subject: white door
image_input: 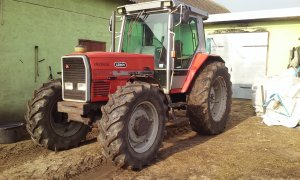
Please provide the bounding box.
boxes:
[207,32,269,99]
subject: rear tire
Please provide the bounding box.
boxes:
[25,79,90,150]
[98,82,168,169]
[187,61,232,135]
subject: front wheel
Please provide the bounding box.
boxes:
[25,79,90,150]
[187,61,232,135]
[98,82,168,169]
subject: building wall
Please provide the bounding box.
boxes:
[204,19,300,76]
[0,0,125,124]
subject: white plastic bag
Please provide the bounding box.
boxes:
[252,68,300,127]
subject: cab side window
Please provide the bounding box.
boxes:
[173,17,199,69]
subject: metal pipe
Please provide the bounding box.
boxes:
[165,11,173,94]
[111,11,116,52]
[34,46,39,82]
[117,16,126,52]
[261,85,266,114]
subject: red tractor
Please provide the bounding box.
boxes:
[25,0,232,169]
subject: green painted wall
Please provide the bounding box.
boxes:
[0,0,126,124]
[204,19,300,76]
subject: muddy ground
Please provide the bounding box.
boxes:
[0,99,300,179]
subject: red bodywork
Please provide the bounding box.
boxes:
[67,52,220,102]
[171,53,221,94]
[181,53,210,93]
[82,52,154,102]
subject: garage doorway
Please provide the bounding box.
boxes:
[207,32,269,99]
[79,39,106,52]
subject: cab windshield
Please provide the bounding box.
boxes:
[122,13,169,69]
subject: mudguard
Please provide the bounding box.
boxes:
[181,53,225,93]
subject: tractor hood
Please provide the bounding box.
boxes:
[63,51,155,102]
[67,51,155,78]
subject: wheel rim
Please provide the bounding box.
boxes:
[209,76,227,122]
[128,101,159,153]
[50,97,83,137]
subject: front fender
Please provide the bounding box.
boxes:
[129,76,160,86]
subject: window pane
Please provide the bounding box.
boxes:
[173,15,199,69]
[122,13,169,69]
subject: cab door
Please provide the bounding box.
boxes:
[171,16,200,90]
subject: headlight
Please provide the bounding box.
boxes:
[117,7,126,15]
[77,83,86,91]
[65,82,73,90]
[162,1,173,7]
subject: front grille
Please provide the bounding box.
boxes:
[62,57,86,101]
[94,81,110,96]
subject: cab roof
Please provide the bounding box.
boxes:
[118,0,208,19]
[130,0,230,14]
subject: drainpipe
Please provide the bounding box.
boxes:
[111,11,116,52]
[0,0,4,25]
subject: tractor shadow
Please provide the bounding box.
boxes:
[80,128,100,146]
[153,99,255,165]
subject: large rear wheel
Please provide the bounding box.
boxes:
[98,82,168,169]
[25,79,90,150]
[187,61,232,135]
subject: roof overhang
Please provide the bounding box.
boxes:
[117,0,208,19]
[205,7,300,25]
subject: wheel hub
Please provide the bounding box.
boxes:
[128,101,159,153]
[133,115,153,136]
[209,76,227,122]
[209,89,216,109]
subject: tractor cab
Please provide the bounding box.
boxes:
[113,0,208,93]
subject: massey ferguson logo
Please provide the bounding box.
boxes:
[114,62,127,68]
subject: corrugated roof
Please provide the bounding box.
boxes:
[129,0,230,14]
[205,7,300,24]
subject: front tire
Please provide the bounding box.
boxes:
[25,79,90,150]
[187,61,232,135]
[98,82,168,169]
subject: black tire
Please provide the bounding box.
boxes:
[187,61,232,135]
[25,79,90,150]
[98,81,168,169]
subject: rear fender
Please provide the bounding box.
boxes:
[181,53,225,93]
